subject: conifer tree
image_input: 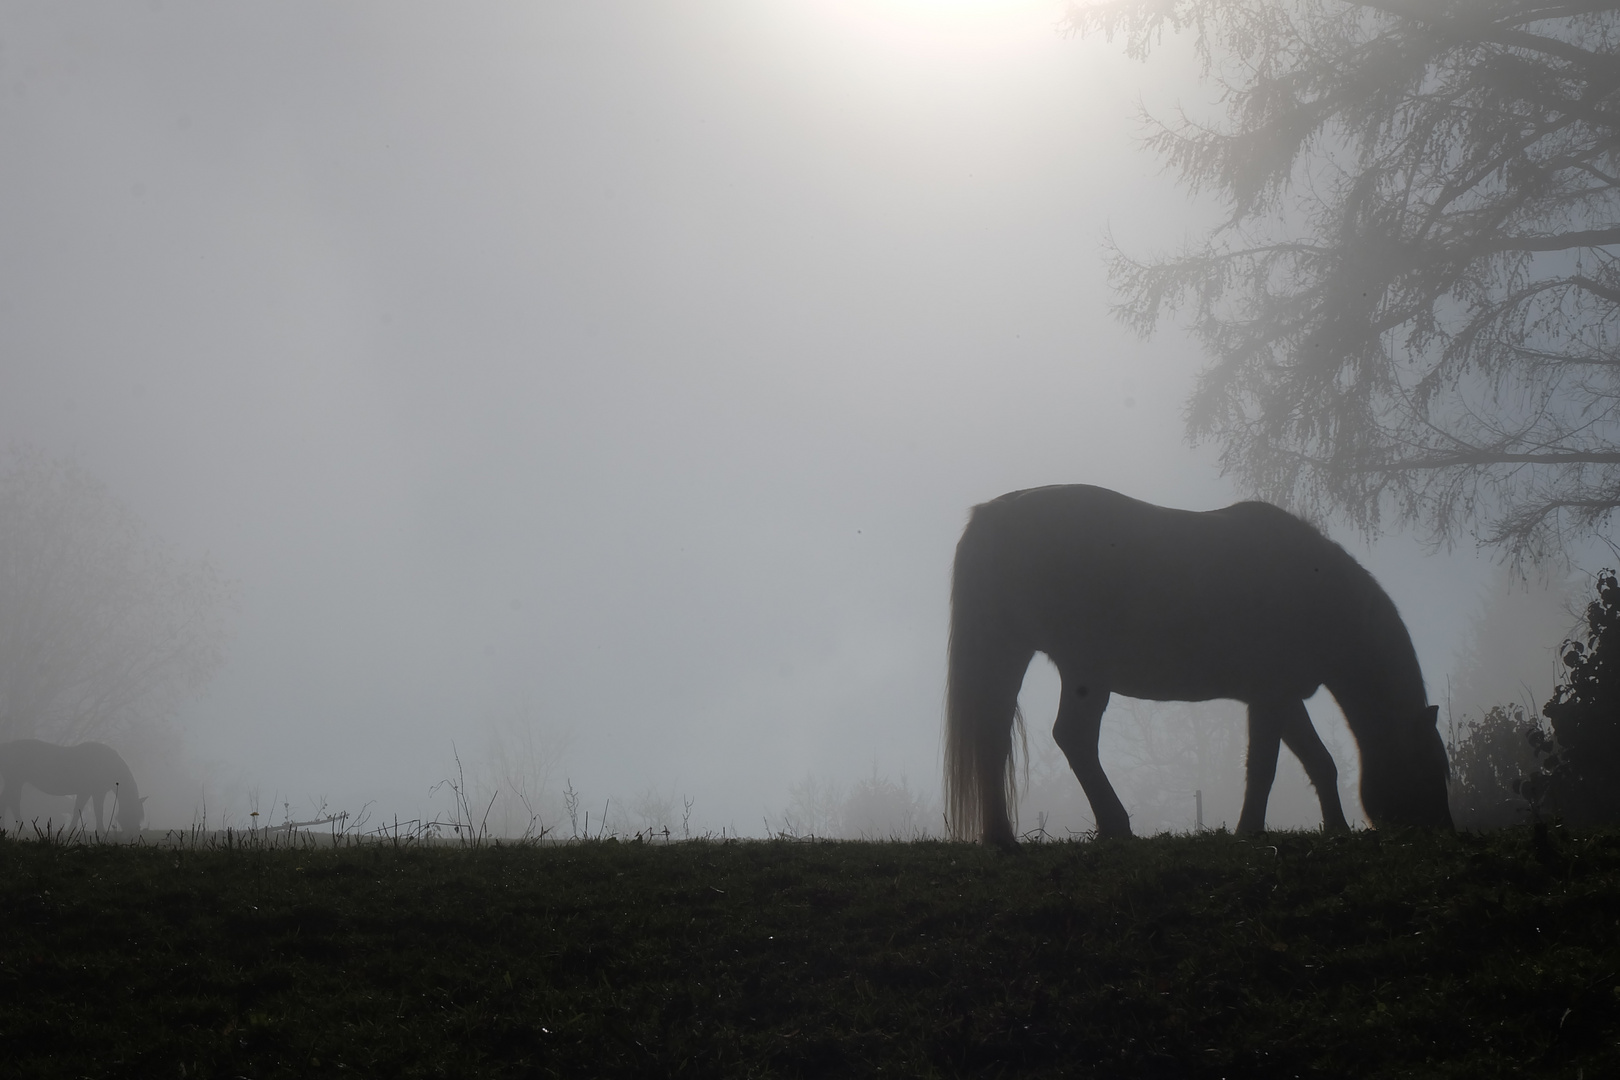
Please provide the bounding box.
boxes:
[1072,0,1620,560]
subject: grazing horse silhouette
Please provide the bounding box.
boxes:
[0,740,146,834]
[944,485,1452,847]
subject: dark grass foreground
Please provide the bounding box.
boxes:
[3,827,1618,1078]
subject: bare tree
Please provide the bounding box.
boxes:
[470,697,572,838]
[1071,0,1620,561]
[1102,697,1251,832]
[0,448,233,742]
[778,774,846,838]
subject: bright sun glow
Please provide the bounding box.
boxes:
[813,0,1069,61]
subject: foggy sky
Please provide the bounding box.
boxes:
[0,2,1519,835]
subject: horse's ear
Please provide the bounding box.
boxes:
[1423,705,1440,727]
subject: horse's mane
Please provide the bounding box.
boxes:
[1312,535,1427,715]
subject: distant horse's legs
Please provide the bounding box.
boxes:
[1052,678,1131,839]
[1278,702,1350,832]
[1238,700,1287,834]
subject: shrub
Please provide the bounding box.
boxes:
[837,770,933,840]
[776,770,937,840]
[1447,705,1544,829]
[1533,571,1620,823]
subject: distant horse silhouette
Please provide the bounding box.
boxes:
[0,740,146,835]
[944,485,1452,846]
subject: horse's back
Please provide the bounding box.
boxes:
[0,739,130,796]
[960,485,1368,698]
[0,739,54,775]
[964,485,1345,590]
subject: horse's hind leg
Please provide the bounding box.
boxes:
[1052,677,1131,839]
[1278,701,1350,832]
[1237,700,1288,834]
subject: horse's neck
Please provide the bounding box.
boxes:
[110,762,138,797]
[1326,612,1426,726]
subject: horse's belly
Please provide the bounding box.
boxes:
[26,780,83,798]
[1108,656,1258,703]
[1092,622,1321,703]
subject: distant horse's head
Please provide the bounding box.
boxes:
[1359,704,1453,829]
[115,792,146,834]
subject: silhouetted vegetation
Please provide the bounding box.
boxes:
[1528,571,1620,823]
[1449,570,1620,827]
[3,827,1617,1077]
[1447,705,1546,829]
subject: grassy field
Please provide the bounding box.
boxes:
[2,824,1617,1078]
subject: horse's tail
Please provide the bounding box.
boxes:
[944,504,1031,847]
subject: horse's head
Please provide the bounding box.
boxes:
[116,794,146,835]
[1360,704,1453,829]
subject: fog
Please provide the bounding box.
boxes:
[0,3,1529,838]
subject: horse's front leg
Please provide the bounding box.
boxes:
[1277,700,1350,832]
[1052,677,1131,839]
[72,793,92,834]
[1238,700,1288,834]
